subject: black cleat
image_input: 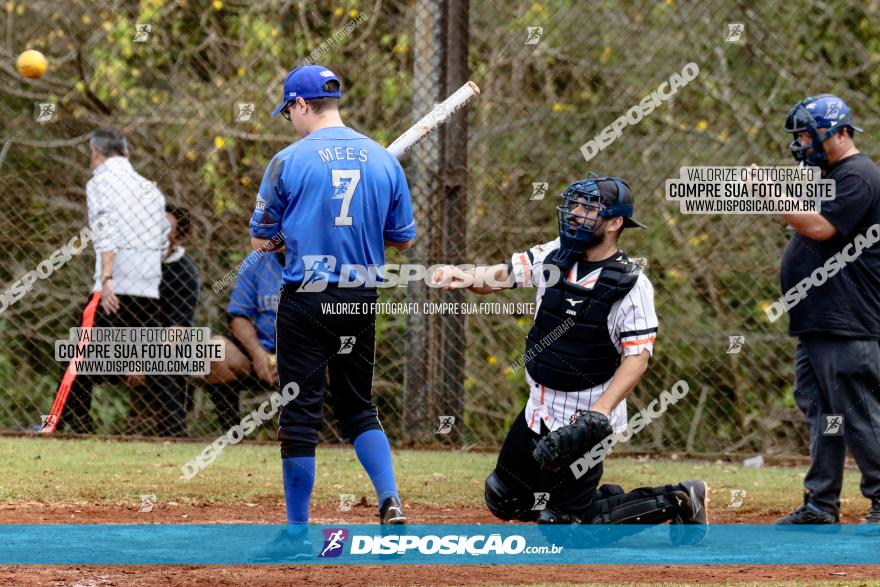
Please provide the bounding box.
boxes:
[379,496,407,525]
[670,480,709,545]
[536,508,581,524]
[862,498,880,524]
[248,528,312,563]
[776,496,839,525]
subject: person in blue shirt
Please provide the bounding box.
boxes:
[248,64,415,560]
[204,249,284,429]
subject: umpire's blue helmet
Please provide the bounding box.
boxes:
[784,94,862,168]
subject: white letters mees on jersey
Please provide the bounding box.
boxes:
[317,147,369,163]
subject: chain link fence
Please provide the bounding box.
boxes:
[1,0,878,456]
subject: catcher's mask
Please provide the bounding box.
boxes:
[552,174,646,265]
[784,94,862,169]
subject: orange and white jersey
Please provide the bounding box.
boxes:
[509,238,658,434]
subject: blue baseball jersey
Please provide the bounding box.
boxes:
[227,251,283,351]
[249,126,416,285]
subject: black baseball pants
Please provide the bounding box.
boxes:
[493,408,605,517]
[275,284,382,457]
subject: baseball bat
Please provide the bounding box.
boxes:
[41,291,101,434]
[386,81,481,159]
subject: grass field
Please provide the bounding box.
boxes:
[3,436,879,586]
[0,435,871,517]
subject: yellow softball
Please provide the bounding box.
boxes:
[16,50,48,79]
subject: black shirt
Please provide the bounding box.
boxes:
[780,153,880,338]
[158,254,200,327]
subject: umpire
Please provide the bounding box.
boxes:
[775,94,880,525]
[249,65,415,559]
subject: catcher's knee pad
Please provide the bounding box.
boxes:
[584,486,685,525]
[484,471,539,522]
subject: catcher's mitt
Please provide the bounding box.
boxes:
[532,410,613,472]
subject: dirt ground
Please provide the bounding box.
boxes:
[1,503,877,586]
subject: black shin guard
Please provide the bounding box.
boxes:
[583,485,687,525]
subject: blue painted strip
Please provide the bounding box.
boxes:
[0,524,877,565]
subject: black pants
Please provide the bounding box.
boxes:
[275,284,381,457]
[62,294,160,434]
[493,408,688,522]
[795,335,880,514]
[494,408,605,517]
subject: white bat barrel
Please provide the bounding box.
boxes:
[386,81,481,159]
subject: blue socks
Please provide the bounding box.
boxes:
[281,431,398,523]
[353,429,400,505]
[281,456,315,525]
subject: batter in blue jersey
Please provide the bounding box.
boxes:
[250,124,415,285]
[249,65,415,562]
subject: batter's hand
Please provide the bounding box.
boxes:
[532,410,614,472]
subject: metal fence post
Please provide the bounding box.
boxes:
[404,0,446,443]
[438,0,469,443]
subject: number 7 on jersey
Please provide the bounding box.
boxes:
[332,169,361,226]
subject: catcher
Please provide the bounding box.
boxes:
[434,174,707,540]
